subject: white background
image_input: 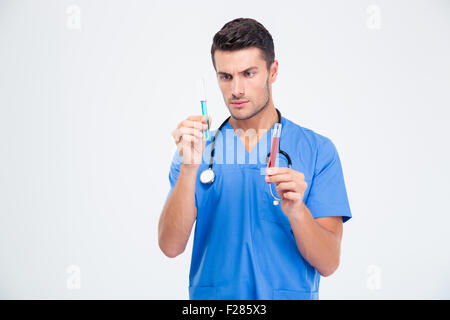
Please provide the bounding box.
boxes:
[0,0,449,299]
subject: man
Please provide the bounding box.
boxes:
[158,18,352,300]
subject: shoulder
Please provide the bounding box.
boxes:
[283,117,335,152]
[283,117,340,174]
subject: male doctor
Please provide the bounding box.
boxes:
[158,18,352,300]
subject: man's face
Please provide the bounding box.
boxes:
[214,47,277,120]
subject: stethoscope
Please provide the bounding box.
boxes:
[199,108,292,205]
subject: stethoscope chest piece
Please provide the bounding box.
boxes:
[200,168,215,184]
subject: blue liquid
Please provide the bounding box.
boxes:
[201,100,210,141]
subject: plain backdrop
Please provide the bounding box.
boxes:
[0,0,449,299]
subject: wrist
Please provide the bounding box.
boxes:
[180,163,200,175]
[286,202,308,222]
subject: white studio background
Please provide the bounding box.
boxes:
[0,0,449,299]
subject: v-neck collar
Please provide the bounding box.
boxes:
[224,116,285,157]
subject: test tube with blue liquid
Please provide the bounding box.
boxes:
[200,77,210,141]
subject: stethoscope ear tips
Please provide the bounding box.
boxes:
[273,200,279,206]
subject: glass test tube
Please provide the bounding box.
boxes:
[200,77,210,141]
[268,123,282,168]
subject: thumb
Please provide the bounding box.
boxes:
[208,116,212,129]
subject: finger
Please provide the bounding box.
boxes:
[266,167,291,175]
[178,119,209,131]
[206,116,212,129]
[173,128,201,145]
[172,128,188,144]
[178,127,204,139]
[196,115,209,125]
[274,187,290,202]
[265,173,293,183]
[267,167,305,180]
[275,181,297,192]
[172,128,181,143]
[277,180,307,190]
[186,115,207,122]
[183,131,204,145]
[193,135,205,153]
[282,191,301,201]
[180,134,196,143]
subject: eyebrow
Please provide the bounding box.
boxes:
[217,66,259,76]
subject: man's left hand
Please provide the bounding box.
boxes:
[265,167,308,218]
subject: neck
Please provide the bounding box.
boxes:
[229,102,278,137]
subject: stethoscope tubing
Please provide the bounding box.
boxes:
[200,108,292,186]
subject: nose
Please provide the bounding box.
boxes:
[231,76,245,98]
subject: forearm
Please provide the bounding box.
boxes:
[158,164,198,257]
[287,203,341,277]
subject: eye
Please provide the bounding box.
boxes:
[219,74,231,80]
[245,71,255,77]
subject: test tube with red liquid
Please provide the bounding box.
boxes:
[267,123,282,170]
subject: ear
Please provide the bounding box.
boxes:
[269,60,279,84]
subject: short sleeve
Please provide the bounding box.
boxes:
[164,149,198,207]
[305,138,352,223]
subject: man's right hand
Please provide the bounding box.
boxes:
[171,115,212,167]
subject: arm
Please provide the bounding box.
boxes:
[265,167,343,276]
[158,164,198,258]
[287,204,342,277]
[158,115,210,258]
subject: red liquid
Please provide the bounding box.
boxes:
[268,137,280,168]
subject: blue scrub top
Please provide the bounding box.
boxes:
[165,115,352,300]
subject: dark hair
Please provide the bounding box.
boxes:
[211,18,275,71]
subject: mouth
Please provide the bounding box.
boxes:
[231,100,249,107]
